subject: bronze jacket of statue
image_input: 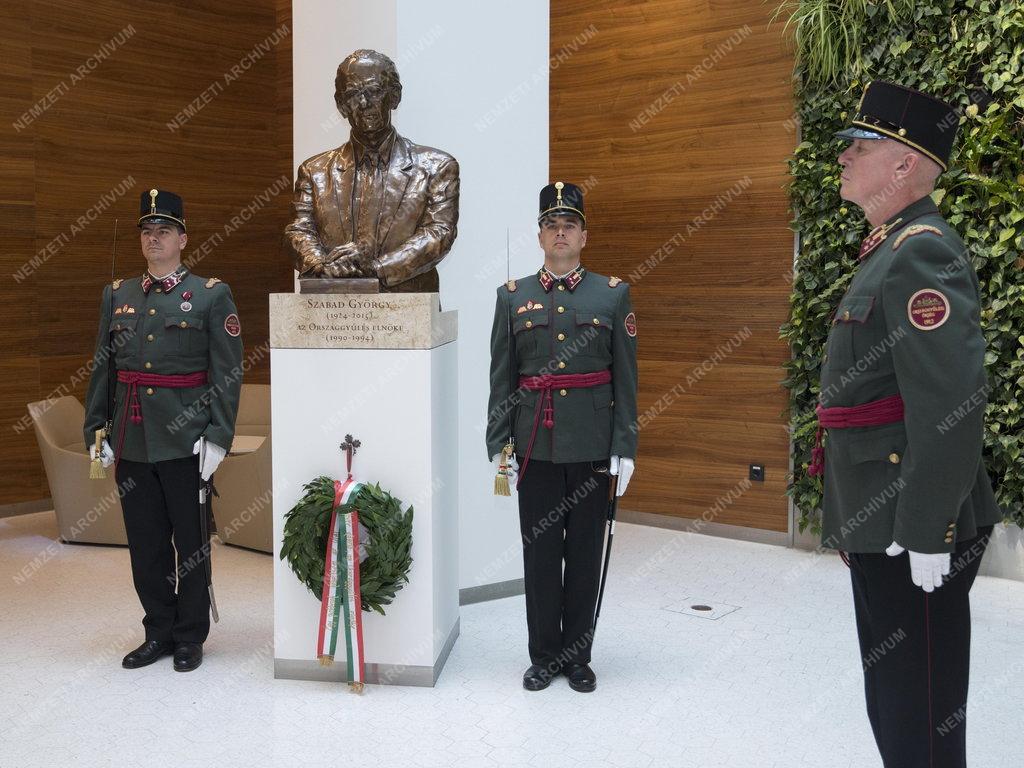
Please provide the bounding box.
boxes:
[285,132,460,293]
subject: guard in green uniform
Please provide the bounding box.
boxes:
[815,82,1002,767]
[84,189,244,672]
[486,182,638,692]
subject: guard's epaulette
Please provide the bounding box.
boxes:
[506,279,517,292]
[205,277,222,288]
[112,278,123,290]
[892,224,943,251]
[608,276,623,288]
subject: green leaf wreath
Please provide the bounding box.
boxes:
[280,476,414,615]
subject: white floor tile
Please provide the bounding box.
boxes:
[1,510,1021,768]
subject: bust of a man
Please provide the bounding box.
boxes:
[284,49,460,293]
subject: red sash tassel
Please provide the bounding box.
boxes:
[113,369,208,468]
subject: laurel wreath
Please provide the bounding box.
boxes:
[280,476,414,615]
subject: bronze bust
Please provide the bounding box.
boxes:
[285,49,460,293]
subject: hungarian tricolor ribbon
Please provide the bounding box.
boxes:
[315,474,366,690]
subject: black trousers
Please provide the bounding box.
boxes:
[116,456,210,644]
[516,457,610,670]
[848,527,992,768]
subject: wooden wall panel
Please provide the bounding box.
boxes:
[551,0,796,531]
[0,0,293,505]
[0,1,43,505]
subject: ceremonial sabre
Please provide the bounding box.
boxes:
[198,436,220,622]
[494,228,516,495]
[90,219,118,480]
[593,473,620,635]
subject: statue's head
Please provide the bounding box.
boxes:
[334,49,402,139]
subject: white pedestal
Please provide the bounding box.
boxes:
[270,293,459,686]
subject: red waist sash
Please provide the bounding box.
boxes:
[516,369,613,487]
[113,370,208,465]
[808,394,904,477]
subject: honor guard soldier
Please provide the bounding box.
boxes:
[814,82,1002,766]
[486,181,638,692]
[84,189,244,672]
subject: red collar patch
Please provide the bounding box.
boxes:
[538,265,585,293]
[564,266,585,291]
[142,267,188,294]
[858,218,902,261]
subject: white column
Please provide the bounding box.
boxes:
[291,0,550,597]
[271,295,459,685]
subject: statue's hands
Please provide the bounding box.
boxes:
[323,243,359,277]
[324,257,360,278]
[325,242,361,264]
[354,240,377,275]
[323,242,375,278]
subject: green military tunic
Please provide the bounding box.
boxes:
[486,266,638,464]
[83,266,244,463]
[819,195,1002,554]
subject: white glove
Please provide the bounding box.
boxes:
[491,453,519,485]
[89,439,115,468]
[193,439,227,481]
[609,455,635,497]
[885,541,951,593]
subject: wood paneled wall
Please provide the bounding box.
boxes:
[551,0,796,531]
[0,0,294,505]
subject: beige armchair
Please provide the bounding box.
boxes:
[213,384,273,553]
[27,386,273,553]
[28,397,128,546]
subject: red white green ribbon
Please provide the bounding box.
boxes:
[316,476,365,687]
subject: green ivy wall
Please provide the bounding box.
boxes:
[778,0,1024,531]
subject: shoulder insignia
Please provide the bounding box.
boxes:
[112,279,123,290]
[907,289,951,331]
[608,276,622,288]
[892,224,943,251]
[205,277,222,289]
[506,279,517,292]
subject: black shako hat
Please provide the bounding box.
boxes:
[138,188,186,231]
[538,181,586,224]
[835,80,959,171]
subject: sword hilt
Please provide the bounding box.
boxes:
[89,428,107,480]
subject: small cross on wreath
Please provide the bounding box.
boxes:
[280,437,413,615]
[340,434,361,460]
